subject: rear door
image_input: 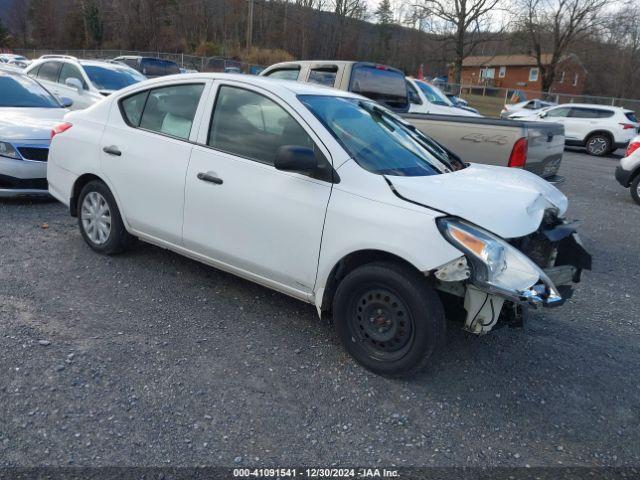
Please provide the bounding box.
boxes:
[182,82,334,296]
[100,81,210,244]
[567,107,613,142]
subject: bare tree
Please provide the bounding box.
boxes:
[8,0,30,47]
[333,0,367,19]
[414,0,505,85]
[518,0,609,92]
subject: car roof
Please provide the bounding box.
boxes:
[131,72,360,98]
[265,60,404,73]
[551,103,626,110]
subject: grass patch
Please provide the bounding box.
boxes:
[457,93,507,118]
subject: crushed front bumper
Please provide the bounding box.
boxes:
[509,220,592,308]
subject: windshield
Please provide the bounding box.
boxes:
[0,73,60,108]
[300,95,462,176]
[83,65,145,91]
[415,81,452,106]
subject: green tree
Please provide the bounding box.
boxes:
[375,0,393,25]
[375,0,394,56]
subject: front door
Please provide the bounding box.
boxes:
[183,83,333,294]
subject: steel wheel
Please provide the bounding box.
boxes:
[81,191,111,245]
[586,135,609,156]
[349,287,414,362]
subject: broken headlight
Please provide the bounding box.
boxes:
[437,217,543,293]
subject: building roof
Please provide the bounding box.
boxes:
[462,54,553,67]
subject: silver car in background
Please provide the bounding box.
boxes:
[0,66,71,197]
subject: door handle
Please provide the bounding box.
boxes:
[103,145,122,156]
[197,172,223,185]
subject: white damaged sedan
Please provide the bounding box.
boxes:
[47,74,591,376]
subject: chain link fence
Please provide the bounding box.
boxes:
[437,82,640,117]
[13,49,266,75]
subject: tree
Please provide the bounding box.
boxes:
[333,0,367,19]
[375,0,394,53]
[0,19,10,47]
[414,0,505,85]
[8,0,30,47]
[376,0,393,25]
[518,0,609,92]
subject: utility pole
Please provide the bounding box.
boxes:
[246,0,254,51]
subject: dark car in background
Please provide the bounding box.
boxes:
[111,56,180,78]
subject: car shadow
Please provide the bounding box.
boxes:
[565,146,623,160]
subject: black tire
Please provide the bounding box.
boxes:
[631,175,640,206]
[585,133,612,156]
[77,180,132,255]
[333,261,446,377]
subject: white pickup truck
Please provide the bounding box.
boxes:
[262,61,566,183]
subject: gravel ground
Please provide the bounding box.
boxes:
[0,149,639,468]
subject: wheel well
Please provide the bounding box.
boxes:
[585,130,614,145]
[320,250,424,313]
[69,174,103,217]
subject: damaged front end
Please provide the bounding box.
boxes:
[434,211,592,334]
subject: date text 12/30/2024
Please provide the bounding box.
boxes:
[233,468,400,478]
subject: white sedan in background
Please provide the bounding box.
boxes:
[0,54,31,69]
[501,99,556,120]
[25,56,146,110]
[47,74,590,376]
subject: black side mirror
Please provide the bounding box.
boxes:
[274,145,318,174]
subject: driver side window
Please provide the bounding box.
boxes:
[208,85,314,165]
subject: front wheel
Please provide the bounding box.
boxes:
[585,134,611,156]
[77,180,133,255]
[333,261,446,377]
[630,175,640,205]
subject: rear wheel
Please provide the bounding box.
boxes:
[585,133,611,156]
[77,180,132,254]
[333,261,446,377]
[631,175,640,205]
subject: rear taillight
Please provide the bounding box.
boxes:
[620,123,636,130]
[51,122,72,140]
[626,141,640,157]
[508,137,528,168]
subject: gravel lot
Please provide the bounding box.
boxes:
[1,149,639,468]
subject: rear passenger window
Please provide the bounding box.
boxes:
[120,90,149,127]
[308,67,337,87]
[570,108,614,119]
[37,62,62,82]
[122,84,204,140]
[264,68,300,81]
[208,85,314,165]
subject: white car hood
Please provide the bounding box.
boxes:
[0,107,67,141]
[387,164,568,239]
